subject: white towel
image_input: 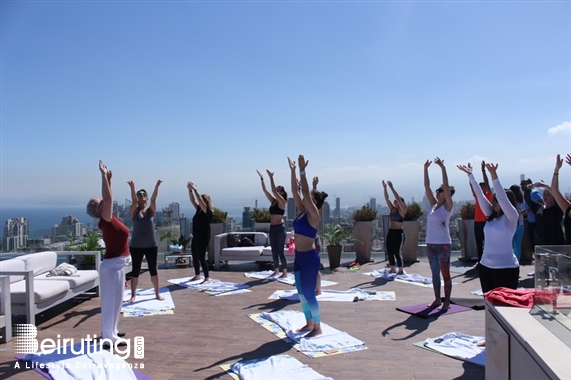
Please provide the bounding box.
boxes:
[169,277,249,295]
[244,270,275,280]
[230,355,333,380]
[121,287,174,312]
[261,310,365,352]
[273,288,375,302]
[23,342,137,380]
[423,332,486,367]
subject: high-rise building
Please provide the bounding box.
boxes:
[242,207,253,229]
[321,201,331,225]
[3,217,29,251]
[286,198,296,228]
[169,202,181,219]
[52,215,86,242]
[335,197,341,218]
[370,197,376,212]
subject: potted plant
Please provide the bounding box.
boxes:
[321,225,352,270]
[352,204,377,264]
[70,232,103,269]
[458,202,477,261]
[251,207,271,232]
[402,202,424,263]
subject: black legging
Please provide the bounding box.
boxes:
[478,264,519,293]
[129,246,158,277]
[191,236,210,278]
[386,229,404,267]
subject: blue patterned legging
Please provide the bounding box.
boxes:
[294,249,321,324]
[427,243,452,301]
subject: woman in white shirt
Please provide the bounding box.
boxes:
[457,162,519,293]
[424,158,455,311]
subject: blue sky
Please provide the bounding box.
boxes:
[1,0,570,212]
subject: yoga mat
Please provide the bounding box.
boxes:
[16,351,153,380]
[450,297,485,310]
[396,303,471,318]
[248,312,367,358]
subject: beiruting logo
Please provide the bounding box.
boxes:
[14,324,144,361]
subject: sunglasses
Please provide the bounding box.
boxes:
[435,188,444,194]
[136,192,147,197]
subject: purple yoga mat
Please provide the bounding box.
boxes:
[15,355,153,380]
[396,303,471,318]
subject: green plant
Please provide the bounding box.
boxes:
[251,207,271,223]
[404,202,423,221]
[161,231,191,248]
[320,225,352,247]
[460,202,476,219]
[352,204,378,221]
[211,207,228,223]
[70,232,102,266]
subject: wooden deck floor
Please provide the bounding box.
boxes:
[1,255,534,379]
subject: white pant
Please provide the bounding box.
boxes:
[99,255,131,342]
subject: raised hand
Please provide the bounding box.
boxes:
[288,157,296,171]
[456,163,472,175]
[485,162,498,177]
[382,180,387,188]
[99,160,108,175]
[387,180,394,188]
[266,169,274,178]
[481,160,486,171]
[128,181,135,188]
[424,160,432,169]
[312,176,319,189]
[155,179,163,187]
[566,154,571,166]
[298,154,308,171]
[434,157,445,167]
[554,154,563,172]
[256,169,263,179]
[187,182,196,191]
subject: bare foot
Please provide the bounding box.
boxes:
[477,340,485,347]
[155,294,165,301]
[128,295,136,303]
[428,299,442,308]
[389,266,396,274]
[296,324,314,333]
[397,269,404,275]
[304,327,323,337]
[273,270,280,277]
[201,279,212,284]
[438,302,450,311]
[190,276,202,282]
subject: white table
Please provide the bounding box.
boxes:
[164,253,193,269]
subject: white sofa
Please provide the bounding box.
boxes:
[213,232,293,270]
[0,251,100,329]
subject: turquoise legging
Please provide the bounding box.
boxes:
[294,249,321,324]
[512,225,524,261]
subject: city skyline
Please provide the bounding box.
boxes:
[2,1,570,210]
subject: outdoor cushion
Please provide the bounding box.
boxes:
[10,280,70,304]
[18,251,58,276]
[221,247,264,257]
[0,259,26,283]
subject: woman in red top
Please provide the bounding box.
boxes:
[86,160,131,348]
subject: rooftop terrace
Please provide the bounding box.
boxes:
[1,252,534,379]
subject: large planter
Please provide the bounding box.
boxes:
[458,218,477,260]
[208,223,226,264]
[254,222,271,233]
[353,221,373,264]
[327,245,342,270]
[402,221,419,263]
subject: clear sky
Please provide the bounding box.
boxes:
[1,0,570,212]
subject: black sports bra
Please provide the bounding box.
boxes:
[269,201,285,216]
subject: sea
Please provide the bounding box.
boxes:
[1,206,245,239]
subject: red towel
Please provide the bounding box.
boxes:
[484,287,556,308]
